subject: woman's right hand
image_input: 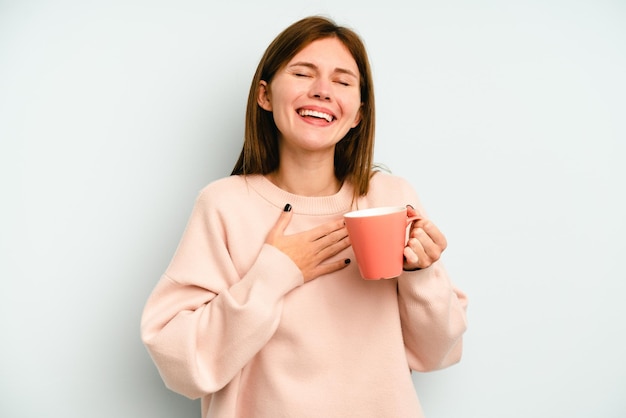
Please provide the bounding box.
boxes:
[265,204,351,283]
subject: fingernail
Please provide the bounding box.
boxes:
[344,258,351,264]
[407,204,415,210]
[283,203,292,212]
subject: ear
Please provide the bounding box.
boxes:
[257,80,272,111]
[350,104,362,128]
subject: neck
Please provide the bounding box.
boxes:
[268,161,340,197]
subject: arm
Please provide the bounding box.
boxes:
[386,176,468,371]
[398,262,468,371]
[140,191,303,399]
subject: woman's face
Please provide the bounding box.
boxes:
[258,37,362,158]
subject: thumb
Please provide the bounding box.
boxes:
[267,203,293,244]
[406,204,422,219]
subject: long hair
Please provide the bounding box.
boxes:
[231,16,376,197]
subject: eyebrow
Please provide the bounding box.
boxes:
[288,62,359,79]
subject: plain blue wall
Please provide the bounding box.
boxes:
[1,0,625,417]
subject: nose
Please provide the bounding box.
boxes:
[310,78,331,101]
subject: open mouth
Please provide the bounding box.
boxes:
[298,109,335,123]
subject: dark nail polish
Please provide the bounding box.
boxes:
[284,203,292,212]
[344,258,351,264]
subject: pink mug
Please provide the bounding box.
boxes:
[344,206,420,280]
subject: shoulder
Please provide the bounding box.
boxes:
[193,175,253,212]
[369,170,415,194]
[363,170,420,208]
[199,175,249,196]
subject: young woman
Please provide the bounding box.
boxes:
[141,15,468,418]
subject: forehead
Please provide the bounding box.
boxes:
[288,37,359,73]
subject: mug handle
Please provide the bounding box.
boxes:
[406,214,421,225]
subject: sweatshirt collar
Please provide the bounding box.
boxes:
[244,175,355,216]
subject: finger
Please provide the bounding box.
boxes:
[310,257,352,280]
[414,219,447,250]
[325,224,349,244]
[316,233,350,260]
[407,236,428,266]
[403,246,419,264]
[266,203,293,243]
[406,204,423,220]
[311,218,347,241]
[411,228,443,263]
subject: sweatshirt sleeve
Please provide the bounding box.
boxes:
[374,173,468,372]
[398,262,468,372]
[140,189,303,399]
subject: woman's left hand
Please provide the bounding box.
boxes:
[403,205,448,270]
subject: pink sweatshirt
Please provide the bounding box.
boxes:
[141,172,468,418]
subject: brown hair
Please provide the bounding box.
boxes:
[231,15,376,197]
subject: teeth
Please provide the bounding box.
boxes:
[299,109,333,122]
